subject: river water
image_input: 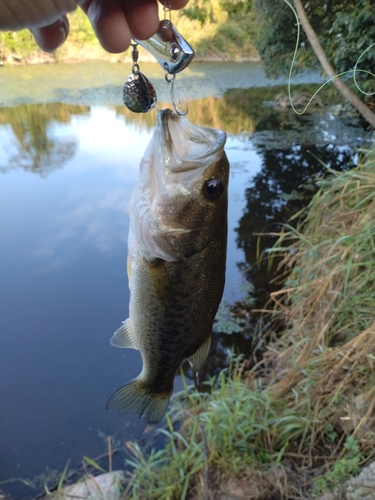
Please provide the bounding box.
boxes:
[0,61,372,499]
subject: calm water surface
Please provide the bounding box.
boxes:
[0,62,371,498]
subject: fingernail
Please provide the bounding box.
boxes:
[30,16,69,53]
[55,17,69,49]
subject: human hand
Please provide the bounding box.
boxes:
[0,0,189,53]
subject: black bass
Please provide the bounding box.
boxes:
[106,108,229,425]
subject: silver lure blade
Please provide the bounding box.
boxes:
[123,72,157,113]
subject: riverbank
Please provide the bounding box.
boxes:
[1,44,260,66]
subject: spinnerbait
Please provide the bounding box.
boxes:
[122,8,194,115]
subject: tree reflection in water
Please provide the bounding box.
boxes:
[236,142,355,306]
[0,103,89,176]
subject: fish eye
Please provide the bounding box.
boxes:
[203,179,224,202]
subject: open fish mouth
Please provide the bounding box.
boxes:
[159,108,227,173]
[130,107,228,262]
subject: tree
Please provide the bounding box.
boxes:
[253,0,375,128]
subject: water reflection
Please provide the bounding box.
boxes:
[1,84,367,178]
[116,94,256,134]
[236,143,355,308]
[0,103,89,176]
[190,94,371,385]
[0,106,149,500]
[115,85,327,135]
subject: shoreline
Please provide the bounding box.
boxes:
[1,46,261,67]
[1,54,261,66]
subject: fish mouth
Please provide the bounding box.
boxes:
[159,108,227,173]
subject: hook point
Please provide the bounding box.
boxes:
[174,99,188,116]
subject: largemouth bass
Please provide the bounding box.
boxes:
[106,108,229,425]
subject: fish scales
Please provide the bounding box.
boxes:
[106,108,229,425]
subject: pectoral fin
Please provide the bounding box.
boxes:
[110,319,137,349]
[147,258,171,297]
[187,335,211,380]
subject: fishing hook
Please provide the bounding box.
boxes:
[165,72,189,116]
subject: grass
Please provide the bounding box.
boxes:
[262,145,375,493]
[121,145,375,499]
[122,360,300,500]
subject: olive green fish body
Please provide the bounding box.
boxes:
[106,109,229,425]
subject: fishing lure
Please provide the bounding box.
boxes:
[122,8,195,114]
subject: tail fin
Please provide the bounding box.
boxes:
[106,380,171,426]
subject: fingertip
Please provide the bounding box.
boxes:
[85,1,131,53]
[96,12,132,53]
[123,1,159,41]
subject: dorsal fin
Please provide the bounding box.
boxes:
[110,319,138,349]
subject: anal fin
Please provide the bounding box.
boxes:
[187,335,211,381]
[110,319,137,349]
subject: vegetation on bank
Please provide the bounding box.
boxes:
[121,147,375,499]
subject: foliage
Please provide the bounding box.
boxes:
[1,30,39,58]
[123,358,302,499]
[43,460,71,496]
[268,149,375,349]
[264,148,375,480]
[181,0,253,25]
[253,0,375,103]
[252,0,298,77]
[178,0,259,60]
[317,0,374,78]
[215,301,248,333]
[311,437,364,495]
[180,0,217,25]
[215,282,255,334]
[67,7,97,45]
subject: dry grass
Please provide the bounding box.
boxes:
[256,146,375,480]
